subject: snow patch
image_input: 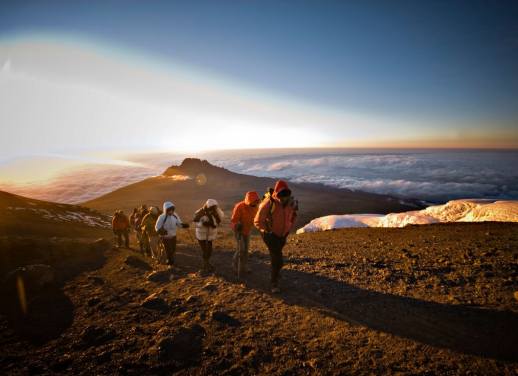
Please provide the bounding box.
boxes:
[297,214,382,233]
[296,199,518,233]
[6,206,111,228]
[155,174,192,181]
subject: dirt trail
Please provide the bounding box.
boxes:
[186,241,518,362]
[1,223,518,375]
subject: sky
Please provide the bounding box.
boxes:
[1,0,518,163]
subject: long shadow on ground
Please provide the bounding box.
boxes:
[174,245,518,362]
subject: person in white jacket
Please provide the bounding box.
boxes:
[155,201,188,265]
[193,199,224,272]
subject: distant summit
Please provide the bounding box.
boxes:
[85,157,424,225]
[162,158,235,178]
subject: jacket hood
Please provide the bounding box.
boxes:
[273,180,291,198]
[244,191,260,205]
[205,199,218,208]
[163,201,175,212]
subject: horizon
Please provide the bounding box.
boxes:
[1,146,517,184]
[1,148,517,205]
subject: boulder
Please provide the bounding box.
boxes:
[90,238,111,253]
[141,293,169,312]
[87,275,105,285]
[79,326,115,348]
[87,297,101,307]
[124,256,152,271]
[3,264,55,295]
[147,270,173,283]
[185,295,200,304]
[211,311,241,327]
[157,324,206,362]
[202,282,218,292]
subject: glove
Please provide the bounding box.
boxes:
[202,220,211,227]
[181,223,190,228]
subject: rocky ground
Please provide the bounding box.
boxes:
[1,222,518,375]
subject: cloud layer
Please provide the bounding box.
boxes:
[215,150,518,202]
[1,150,517,204]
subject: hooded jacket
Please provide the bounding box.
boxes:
[231,191,260,236]
[155,202,183,238]
[141,208,159,236]
[112,212,130,231]
[194,199,225,241]
[254,180,297,238]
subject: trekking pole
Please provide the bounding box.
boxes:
[237,230,243,280]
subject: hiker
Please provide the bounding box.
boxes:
[254,180,298,293]
[135,205,148,254]
[193,199,224,273]
[231,191,260,278]
[155,201,189,266]
[129,208,138,232]
[141,206,160,259]
[112,210,130,248]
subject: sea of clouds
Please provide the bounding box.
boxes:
[213,150,518,202]
[1,149,517,204]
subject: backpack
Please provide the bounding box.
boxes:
[262,188,299,232]
[134,214,143,231]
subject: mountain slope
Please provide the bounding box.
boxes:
[83,158,424,227]
[0,190,113,345]
[0,189,113,280]
[0,190,111,239]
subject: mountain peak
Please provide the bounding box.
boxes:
[162,158,232,177]
[179,158,213,170]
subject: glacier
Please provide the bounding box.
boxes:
[296,199,518,234]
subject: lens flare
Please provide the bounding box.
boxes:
[195,173,207,186]
[16,275,27,315]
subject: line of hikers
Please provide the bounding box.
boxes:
[111,180,298,293]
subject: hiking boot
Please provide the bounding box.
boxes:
[202,260,214,274]
[271,286,281,294]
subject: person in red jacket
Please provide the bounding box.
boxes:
[112,210,130,248]
[231,191,260,279]
[254,180,298,293]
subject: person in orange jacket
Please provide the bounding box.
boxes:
[112,210,130,248]
[231,191,260,278]
[254,180,298,293]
